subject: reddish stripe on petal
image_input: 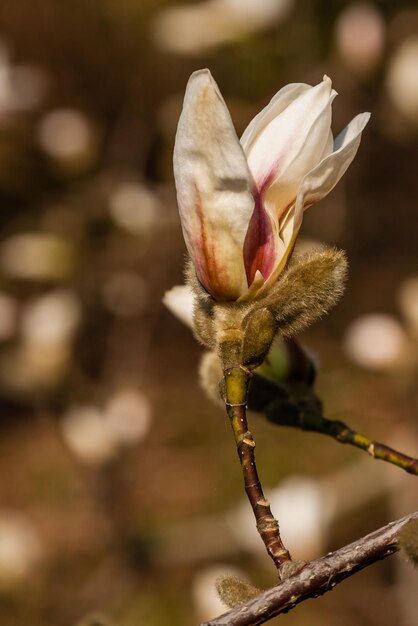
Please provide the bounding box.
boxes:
[243,192,276,286]
[190,183,232,300]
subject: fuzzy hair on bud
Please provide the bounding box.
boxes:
[215,575,260,609]
[187,263,252,353]
[263,247,348,337]
[193,303,216,348]
[398,518,418,566]
[185,260,216,347]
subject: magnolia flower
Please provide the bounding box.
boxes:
[173,69,369,301]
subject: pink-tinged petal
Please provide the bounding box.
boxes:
[256,205,297,293]
[293,112,371,232]
[243,82,338,292]
[163,285,195,328]
[243,194,279,286]
[173,69,254,300]
[240,83,311,152]
[247,78,336,222]
[240,79,336,294]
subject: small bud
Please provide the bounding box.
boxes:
[398,518,418,566]
[242,307,277,369]
[215,575,260,608]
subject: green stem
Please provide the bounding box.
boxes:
[224,366,292,574]
[267,404,418,476]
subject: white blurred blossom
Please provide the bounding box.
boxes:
[22,290,81,347]
[343,313,411,370]
[335,3,385,75]
[230,476,330,560]
[0,512,42,588]
[62,390,151,464]
[0,291,81,392]
[13,290,81,387]
[0,38,47,117]
[151,0,294,55]
[103,389,152,446]
[387,37,418,126]
[37,108,96,165]
[61,406,118,466]
[0,233,74,281]
[108,183,161,235]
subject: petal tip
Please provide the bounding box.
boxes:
[316,74,334,98]
[184,68,220,107]
[322,74,338,99]
[187,68,214,88]
[355,111,372,129]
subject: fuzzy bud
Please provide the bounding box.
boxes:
[215,575,260,609]
[193,303,216,348]
[398,518,418,566]
[263,247,348,337]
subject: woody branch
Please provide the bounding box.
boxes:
[201,511,418,626]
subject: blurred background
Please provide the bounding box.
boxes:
[0,1,417,625]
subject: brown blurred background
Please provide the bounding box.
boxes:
[0,1,417,625]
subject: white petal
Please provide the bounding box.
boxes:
[293,112,371,231]
[163,285,195,328]
[240,83,311,152]
[173,69,254,300]
[242,78,336,292]
[245,77,335,204]
[261,111,369,293]
[321,129,335,161]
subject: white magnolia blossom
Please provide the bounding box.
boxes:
[173,69,369,301]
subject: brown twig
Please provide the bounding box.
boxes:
[201,510,418,626]
[224,366,292,575]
